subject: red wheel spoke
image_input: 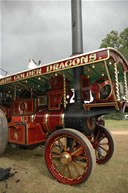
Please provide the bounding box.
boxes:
[95,149,98,159]
[100,142,108,145]
[53,146,61,154]
[77,156,87,160]
[95,131,100,141]
[71,139,76,151]
[99,136,106,141]
[64,136,67,151]
[72,161,85,169]
[96,148,104,158]
[67,165,72,178]
[71,146,83,156]
[55,161,61,168]
[58,139,65,150]
[98,145,108,153]
[60,165,66,176]
[72,162,80,177]
[52,154,61,159]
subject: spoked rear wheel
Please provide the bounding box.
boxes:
[44,128,96,185]
[92,124,114,164]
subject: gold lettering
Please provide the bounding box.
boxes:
[59,62,65,69]
[89,54,96,62]
[14,75,18,80]
[31,70,34,76]
[47,65,53,72]
[81,56,88,64]
[2,77,12,84]
[73,58,80,66]
[65,60,72,67]
[20,73,25,79]
[53,63,59,71]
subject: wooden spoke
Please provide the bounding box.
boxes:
[95,149,98,157]
[58,139,65,150]
[64,136,67,151]
[60,165,67,176]
[95,131,100,141]
[72,161,85,169]
[95,131,106,141]
[99,136,106,141]
[97,148,104,158]
[55,161,62,168]
[72,163,80,177]
[100,142,108,145]
[71,146,83,156]
[52,154,61,159]
[98,145,108,153]
[76,156,87,160]
[66,165,72,178]
[71,139,76,151]
[52,145,61,154]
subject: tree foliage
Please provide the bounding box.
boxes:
[104,112,128,120]
[100,28,128,61]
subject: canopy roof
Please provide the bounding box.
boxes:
[0,47,128,98]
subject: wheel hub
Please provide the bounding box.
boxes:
[93,141,99,149]
[60,152,72,165]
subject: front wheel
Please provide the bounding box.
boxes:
[44,128,96,185]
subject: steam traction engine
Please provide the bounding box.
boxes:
[0,48,128,185]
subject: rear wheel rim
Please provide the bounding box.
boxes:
[92,125,114,164]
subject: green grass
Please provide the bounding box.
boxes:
[105,119,128,131]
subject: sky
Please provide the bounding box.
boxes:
[0,0,128,75]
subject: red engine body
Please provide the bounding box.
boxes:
[7,75,68,147]
[2,74,119,147]
[34,110,64,133]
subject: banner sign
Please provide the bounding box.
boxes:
[0,49,108,85]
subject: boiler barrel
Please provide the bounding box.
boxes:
[34,111,64,133]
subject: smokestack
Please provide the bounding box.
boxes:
[71,0,84,103]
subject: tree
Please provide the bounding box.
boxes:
[100,28,128,61]
[119,28,128,60]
